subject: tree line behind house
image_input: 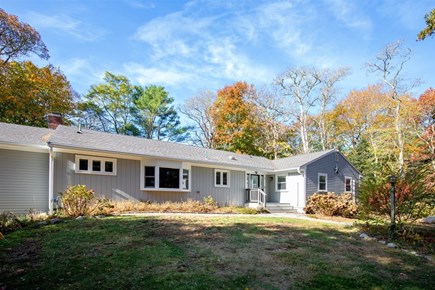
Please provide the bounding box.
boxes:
[0,8,434,220]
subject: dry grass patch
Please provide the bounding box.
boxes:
[95,199,260,215]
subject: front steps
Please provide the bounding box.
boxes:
[266,203,298,213]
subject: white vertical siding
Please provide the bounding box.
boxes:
[0,149,49,215]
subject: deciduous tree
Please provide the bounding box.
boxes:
[315,67,350,150]
[275,67,322,153]
[180,90,216,147]
[0,61,74,127]
[83,71,137,135]
[366,40,418,175]
[0,8,49,64]
[211,81,261,155]
[247,86,293,159]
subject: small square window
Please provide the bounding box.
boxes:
[277,176,286,190]
[79,159,88,171]
[92,160,101,172]
[215,169,230,187]
[318,174,327,192]
[105,161,113,173]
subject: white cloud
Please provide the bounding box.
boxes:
[26,12,105,41]
[125,0,155,9]
[123,62,194,86]
[324,0,372,33]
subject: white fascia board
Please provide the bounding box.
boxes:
[0,142,49,153]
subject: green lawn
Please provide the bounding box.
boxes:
[1,215,434,289]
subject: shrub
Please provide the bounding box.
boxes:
[59,185,96,217]
[359,168,435,223]
[304,192,358,218]
[0,211,22,234]
[203,195,218,207]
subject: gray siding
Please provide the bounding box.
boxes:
[54,153,145,201]
[266,174,279,202]
[0,149,49,215]
[54,153,246,206]
[305,152,360,198]
[189,166,246,206]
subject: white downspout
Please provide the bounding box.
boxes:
[48,146,54,215]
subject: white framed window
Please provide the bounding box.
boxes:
[277,176,286,191]
[215,169,230,187]
[75,155,116,175]
[141,163,190,191]
[182,169,189,190]
[318,173,327,192]
[345,176,352,192]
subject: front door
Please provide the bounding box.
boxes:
[251,174,259,189]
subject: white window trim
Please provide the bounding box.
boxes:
[276,175,287,191]
[214,169,230,188]
[182,169,190,190]
[75,155,117,176]
[140,161,191,192]
[344,176,352,193]
[318,173,328,192]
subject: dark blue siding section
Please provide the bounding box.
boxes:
[305,152,360,198]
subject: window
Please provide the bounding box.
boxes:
[79,159,88,171]
[318,173,327,192]
[215,169,230,187]
[75,155,116,175]
[92,160,101,172]
[182,169,189,190]
[145,166,155,188]
[277,176,286,190]
[142,164,190,191]
[345,176,352,192]
[159,167,180,189]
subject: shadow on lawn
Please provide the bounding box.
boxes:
[1,216,434,290]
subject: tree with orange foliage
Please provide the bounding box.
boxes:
[210,81,261,155]
[0,61,74,127]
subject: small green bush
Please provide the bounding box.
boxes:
[59,185,96,217]
[304,192,358,218]
[203,195,218,207]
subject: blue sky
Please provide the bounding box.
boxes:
[1,0,434,104]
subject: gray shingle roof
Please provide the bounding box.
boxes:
[272,149,336,170]
[0,122,53,146]
[0,122,338,172]
[48,125,275,170]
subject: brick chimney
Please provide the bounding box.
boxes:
[48,113,63,129]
